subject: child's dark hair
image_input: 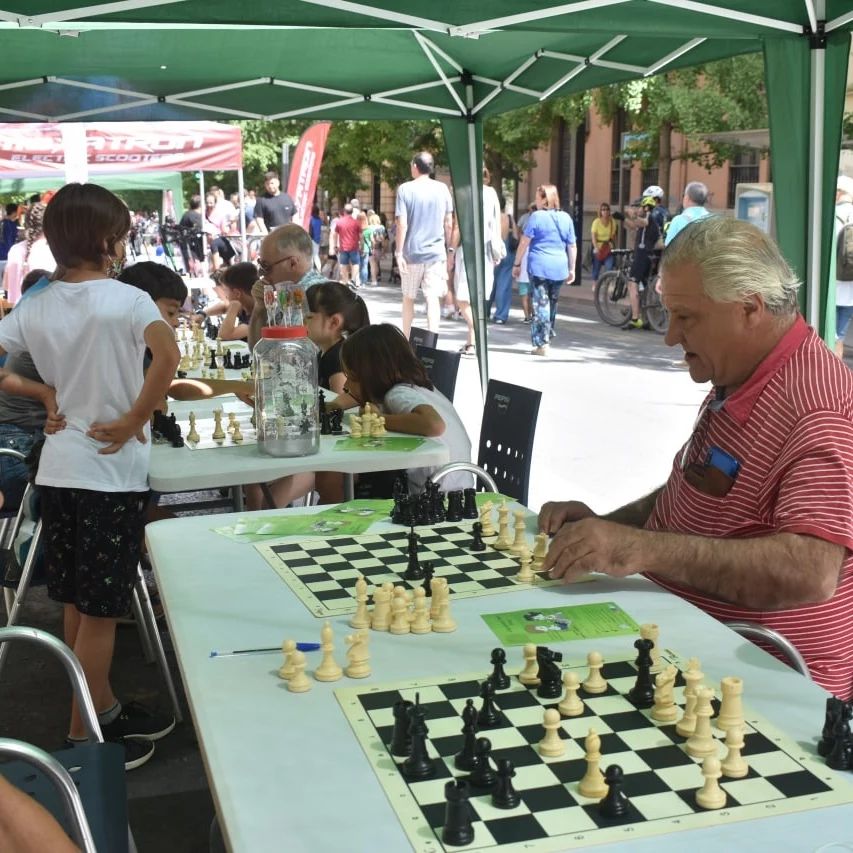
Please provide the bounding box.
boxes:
[220,261,257,294]
[5,203,18,218]
[118,262,189,303]
[341,323,433,403]
[306,281,369,335]
[43,183,131,270]
[21,269,49,295]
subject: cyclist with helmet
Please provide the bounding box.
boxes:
[622,195,661,329]
[642,185,669,235]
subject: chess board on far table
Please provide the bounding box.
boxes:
[256,522,560,617]
[180,411,257,450]
[336,652,853,853]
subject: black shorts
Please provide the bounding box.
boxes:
[41,486,148,618]
[630,252,653,284]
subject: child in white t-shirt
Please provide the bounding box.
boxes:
[340,323,472,493]
[0,183,180,771]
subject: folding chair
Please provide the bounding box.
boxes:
[476,379,542,505]
[415,345,461,401]
[0,627,134,853]
[725,621,811,679]
[431,462,498,493]
[408,326,438,351]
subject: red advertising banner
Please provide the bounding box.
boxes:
[0,121,242,177]
[287,122,331,230]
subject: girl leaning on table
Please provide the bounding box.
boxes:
[337,323,473,497]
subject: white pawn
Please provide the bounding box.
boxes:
[696,755,727,810]
[278,639,296,680]
[410,587,431,634]
[479,501,495,536]
[344,631,371,678]
[531,533,549,571]
[315,622,343,682]
[557,671,584,717]
[431,581,456,633]
[286,650,312,693]
[518,644,540,686]
[390,591,411,635]
[227,412,238,434]
[231,423,243,442]
[582,651,607,694]
[373,416,386,436]
[350,576,370,629]
[509,510,528,556]
[349,414,363,438]
[716,676,744,732]
[370,587,391,631]
[720,724,749,779]
[517,551,535,583]
[577,728,608,798]
[538,708,565,757]
[686,687,717,758]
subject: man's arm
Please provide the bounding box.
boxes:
[395,216,408,274]
[539,487,662,534]
[443,213,453,250]
[253,199,268,234]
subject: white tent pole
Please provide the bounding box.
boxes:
[375,78,460,99]
[292,0,450,32]
[647,0,802,33]
[806,3,825,328]
[56,100,159,121]
[827,9,853,31]
[454,0,632,36]
[266,96,364,121]
[237,167,248,262]
[30,0,190,25]
[370,96,460,116]
[644,37,706,77]
[472,52,542,115]
[49,76,153,98]
[804,0,818,35]
[413,32,466,115]
[271,78,359,98]
[165,99,264,119]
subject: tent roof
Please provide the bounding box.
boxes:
[0,1,850,123]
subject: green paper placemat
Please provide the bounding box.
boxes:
[481,601,640,645]
[333,436,426,452]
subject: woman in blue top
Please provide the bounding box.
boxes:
[512,184,576,356]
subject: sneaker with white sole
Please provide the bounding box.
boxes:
[101,701,176,742]
[66,734,155,772]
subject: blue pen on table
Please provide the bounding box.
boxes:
[209,642,320,659]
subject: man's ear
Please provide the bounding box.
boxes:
[742,293,765,328]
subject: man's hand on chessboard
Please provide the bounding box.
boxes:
[543,517,643,582]
[538,500,596,534]
[88,412,147,455]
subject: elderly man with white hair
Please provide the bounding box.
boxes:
[539,216,853,699]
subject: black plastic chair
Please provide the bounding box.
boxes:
[416,345,461,402]
[477,379,541,505]
[408,326,438,351]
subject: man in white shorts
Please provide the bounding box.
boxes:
[395,151,453,336]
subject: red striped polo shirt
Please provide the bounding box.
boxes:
[646,316,853,698]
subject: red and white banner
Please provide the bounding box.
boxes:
[287,122,331,230]
[0,121,242,178]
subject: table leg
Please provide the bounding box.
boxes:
[232,487,244,512]
[343,474,354,501]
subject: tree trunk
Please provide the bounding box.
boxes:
[658,121,673,209]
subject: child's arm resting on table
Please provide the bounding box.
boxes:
[168,377,254,402]
[382,404,445,438]
[88,321,180,454]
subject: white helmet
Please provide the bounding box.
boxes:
[642,185,665,200]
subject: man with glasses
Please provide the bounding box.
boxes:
[538,216,853,700]
[249,224,325,348]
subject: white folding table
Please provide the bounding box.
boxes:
[145,506,853,853]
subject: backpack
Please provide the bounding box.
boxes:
[836,212,853,281]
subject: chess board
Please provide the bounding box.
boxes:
[335,652,853,852]
[256,522,560,617]
[180,411,257,450]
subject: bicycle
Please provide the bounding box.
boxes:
[593,249,669,334]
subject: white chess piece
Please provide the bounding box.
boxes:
[695,755,727,810]
[429,577,444,622]
[517,551,534,583]
[493,502,512,551]
[651,665,678,722]
[676,661,704,737]
[686,687,717,758]
[518,644,540,686]
[479,501,495,536]
[577,729,608,798]
[211,410,226,441]
[509,510,528,556]
[639,623,662,672]
[370,587,391,631]
[431,581,456,632]
[286,650,312,693]
[716,676,744,732]
[187,413,200,444]
[582,651,607,694]
[373,416,386,437]
[389,591,411,635]
[231,423,243,442]
[410,587,431,634]
[278,639,296,680]
[531,533,548,570]
[344,631,371,678]
[349,414,363,438]
[314,621,343,682]
[557,672,584,717]
[720,724,749,778]
[350,576,371,629]
[538,708,565,757]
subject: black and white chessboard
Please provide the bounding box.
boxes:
[336,652,853,852]
[256,523,560,617]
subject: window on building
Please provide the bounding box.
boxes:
[641,167,659,192]
[727,149,760,208]
[611,110,631,207]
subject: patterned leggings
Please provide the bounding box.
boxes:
[529,275,563,347]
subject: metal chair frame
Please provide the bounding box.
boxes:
[725,620,812,679]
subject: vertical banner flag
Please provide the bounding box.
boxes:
[287,122,331,230]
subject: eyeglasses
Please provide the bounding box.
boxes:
[257,255,296,276]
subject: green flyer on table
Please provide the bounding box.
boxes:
[481,602,640,645]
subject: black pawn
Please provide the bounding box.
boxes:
[469,737,497,788]
[401,702,435,781]
[462,487,478,519]
[389,699,414,757]
[442,779,475,847]
[489,648,510,690]
[470,521,485,551]
[421,562,435,596]
[599,765,630,818]
[826,715,852,771]
[446,490,464,522]
[628,638,655,708]
[477,679,501,728]
[491,758,520,809]
[454,698,479,771]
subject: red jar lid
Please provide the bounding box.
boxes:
[261,326,308,339]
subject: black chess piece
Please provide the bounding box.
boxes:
[462,487,478,519]
[391,478,407,524]
[389,699,414,757]
[628,638,655,708]
[826,715,852,771]
[477,679,501,728]
[208,349,217,371]
[470,522,485,551]
[536,647,563,699]
[401,701,435,781]
[445,490,464,522]
[599,765,630,818]
[819,697,845,757]
[491,758,520,809]
[320,411,332,435]
[415,490,431,526]
[242,353,251,369]
[428,480,446,523]
[454,698,479,771]
[404,529,424,581]
[319,390,327,415]
[223,349,232,369]
[489,648,510,690]
[469,737,497,788]
[329,409,343,433]
[442,779,475,847]
[421,563,435,596]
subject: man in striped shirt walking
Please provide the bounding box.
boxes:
[540,216,853,700]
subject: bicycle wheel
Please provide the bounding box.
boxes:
[594,271,631,327]
[643,281,669,334]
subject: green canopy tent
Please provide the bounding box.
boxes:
[0,1,850,387]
